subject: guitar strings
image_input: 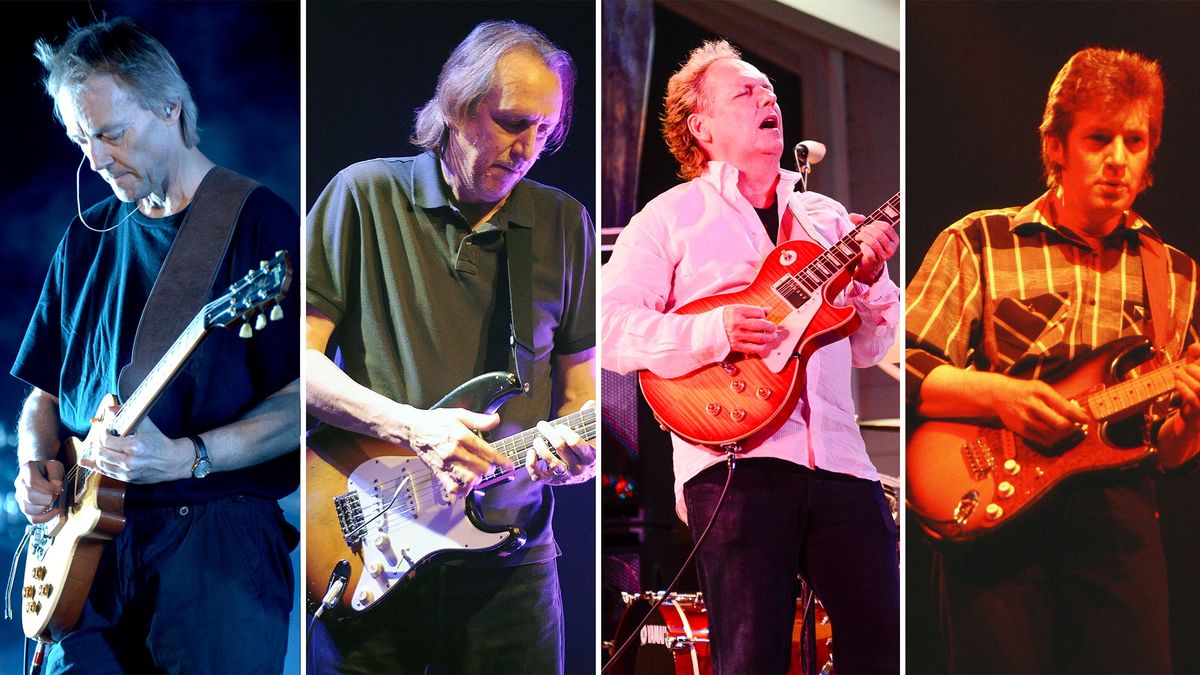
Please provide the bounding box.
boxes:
[347,410,596,526]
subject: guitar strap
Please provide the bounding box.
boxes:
[117,167,260,401]
[506,223,535,397]
[1139,231,1182,361]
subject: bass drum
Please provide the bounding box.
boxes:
[605,591,832,674]
[604,592,710,675]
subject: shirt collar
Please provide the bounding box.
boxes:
[698,160,802,202]
[1011,189,1160,244]
[410,151,532,231]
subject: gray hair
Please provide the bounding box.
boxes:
[412,20,575,156]
[35,17,200,148]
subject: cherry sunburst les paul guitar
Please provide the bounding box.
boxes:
[638,192,901,447]
[20,251,292,642]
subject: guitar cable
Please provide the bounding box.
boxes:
[5,526,31,621]
[601,450,738,673]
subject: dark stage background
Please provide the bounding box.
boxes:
[907,2,1200,672]
[0,1,301,672]
[306,1,597,672]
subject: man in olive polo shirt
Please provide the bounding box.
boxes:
[305,20,595,674]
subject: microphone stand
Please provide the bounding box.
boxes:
[793,144,812,193]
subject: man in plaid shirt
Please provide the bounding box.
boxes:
[907,47,1200,673]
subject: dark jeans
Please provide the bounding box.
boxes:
[310,559,564,674]
[683,458,900,674]
[935,474,1172,674]
[45,495,294,674]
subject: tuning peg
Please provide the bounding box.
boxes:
[269,304,284,321]
[259,259,269,270]
[255,314,267,330]
[239,323,253,339]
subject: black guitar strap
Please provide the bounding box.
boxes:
[1139,231,1182,361]
[506,223,535,397]
[117,167,260,401]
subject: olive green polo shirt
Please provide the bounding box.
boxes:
[307,152,594,565]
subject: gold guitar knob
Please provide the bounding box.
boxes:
[705,403,722,416]
[22,586,34,598]
[26,601,41,614]
[32,566,46,580]
[756,387,773,400]
[1003,459,1021,475]
[356,589,374,605]
[730,409,746,422]
[997,481,1015,499]
[985,503,1004,520]
[729,380,746,393]
[39,584,53,597]
[368,562,384,577]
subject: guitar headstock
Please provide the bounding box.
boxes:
[204,250,292,336]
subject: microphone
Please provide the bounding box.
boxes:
[793,140,826,193]
[794,140,826,167]
[314,559,351,619]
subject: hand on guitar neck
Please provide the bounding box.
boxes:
[80,412,197,483]
[525,400,597,486]
[851,212,899,285]
[1159,343,1200,468]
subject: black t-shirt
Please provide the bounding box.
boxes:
[12,175,301,505]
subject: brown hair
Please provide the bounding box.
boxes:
[1039,47,1164,190]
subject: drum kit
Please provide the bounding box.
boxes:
[603,476,898,675]
[603,591,833,675]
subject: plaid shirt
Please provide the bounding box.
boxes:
[906,191,1200,405]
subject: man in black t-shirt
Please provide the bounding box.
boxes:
[11,18,299,673]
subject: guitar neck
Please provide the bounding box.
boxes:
[793,192,900,283]
[1081,358,1184,420]
[481,407,598,481]
[109,312,209,437]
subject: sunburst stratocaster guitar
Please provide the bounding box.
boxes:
[638,192,901,446]
[305,372,597,623]
[20,251,292,642]
[906,335,1180,543]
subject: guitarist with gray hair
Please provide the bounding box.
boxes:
[12,15,299,674]
[305,19,595,674]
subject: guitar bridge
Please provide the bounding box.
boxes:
[27,524,50,562]
[961,434,997,480]
[334,491,365,546]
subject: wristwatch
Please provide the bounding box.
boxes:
[190,435,212,479]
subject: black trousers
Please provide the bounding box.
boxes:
[683,458,900,674]
[45,496,294,674]
[935,473,1172,674]
[310,559,564,674]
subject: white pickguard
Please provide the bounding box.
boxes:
[344,455,510,612]
[762,289,820,374]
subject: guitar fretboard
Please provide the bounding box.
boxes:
[480,406,598,482]
[110,313,210,437]
[1082,359,1184,420]
[775,192,901,309]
